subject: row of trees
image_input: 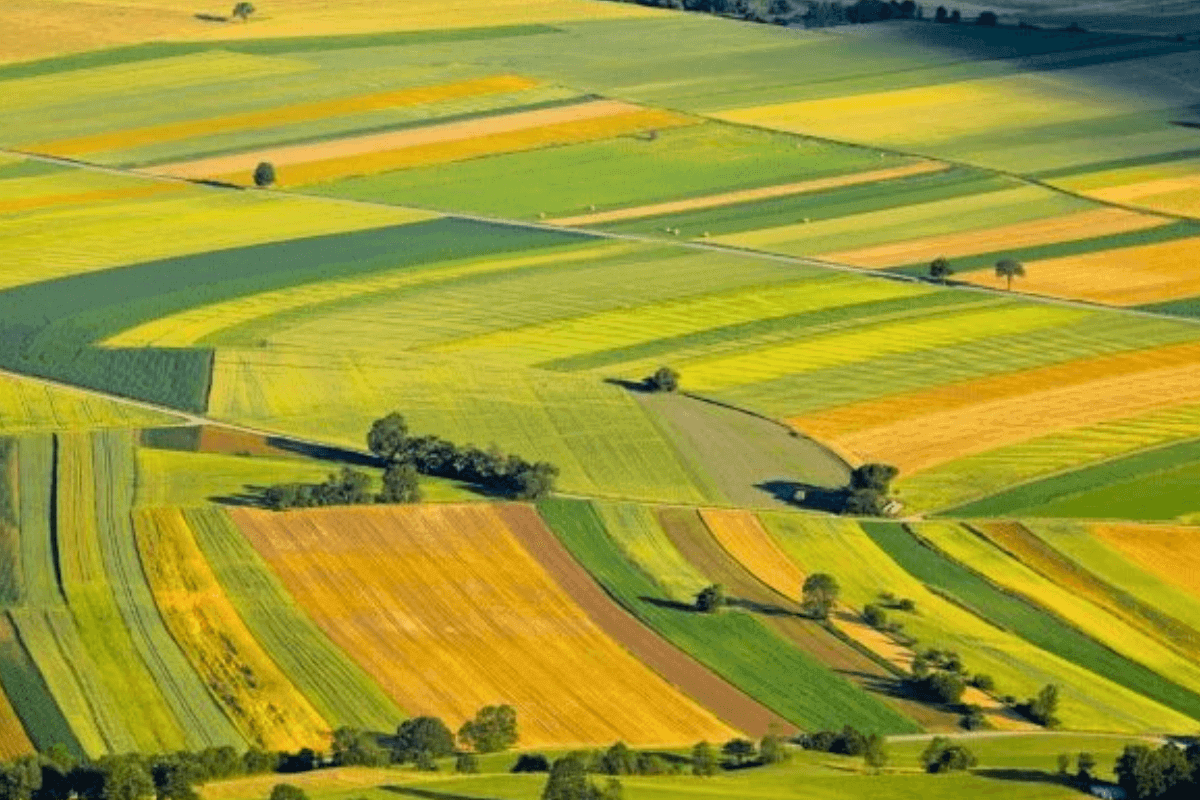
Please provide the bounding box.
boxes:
[927,256,1026,290]
[368,412,559,500]
[693,572,841,619]
[1114,742,1200,799]
[264,465,417,510]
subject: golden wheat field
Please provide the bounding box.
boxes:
[233,503,736,747]
[958,237,1200,305]
[819,208,1169,269]
[700,509,805,601]
[791,339,1200,441]
[134,507,331,752]
[826,361,1200,474]
[32,75,541,156]
[1090,524,1200,601]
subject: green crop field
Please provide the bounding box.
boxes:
[539,498,920,734]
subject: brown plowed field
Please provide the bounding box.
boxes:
[659,508,957,731]
[234,504,735,747]
[497,504,782,738]
[548,161,948,226]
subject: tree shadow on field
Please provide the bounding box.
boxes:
[382,786,481,800]
[604,377,655,393]
[756,480,846,513]
[639,596,699,613]
[973,769,1076,788]
[725,596,802,618]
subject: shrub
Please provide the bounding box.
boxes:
[395,717,456,762]
[896,598,916,612]
[971,674,995,692]
[721,739,756,766]
[695,584,726,613]
[511,754,550,773]
[459,705,519,753]
[253,161,275,187]
[863,604,887,628]
[647,367,679,392]
[691,742,717,777]
[269,786,306,800]
[454,753,479,774]
[802,573,839,620]
[921,738,977,773]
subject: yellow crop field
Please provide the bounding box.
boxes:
[831,360,1200,474]
[106,241,631,348]
[958,237,1200,306]
[199,767,402,800]
[1084,174,1200,217]
[700,509,804,601]
[234,504,735,746]
[548,161,949,226]
[1,51,313,112]
[792,339,1200,440]
[675,303,1084,393]
[714,59,1174,149]
[134,507,331,752]
[1091,524,1200,602]
[0,0,663,65]
[819,208,1168,269]
[161,104,695,186]
[428,274,928,367]
[0,187,433,289]
[33,75,539,156]
[0,690,33,759]
[0,373,181,433]
[0,183,183,214]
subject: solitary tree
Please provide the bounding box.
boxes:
[231,2,255,21]
[863,734,888,772]
[995,258,1025,291]
[691,742,717,777]
[458,705,519,753]
[929,257,953,282]
[253,161,275,187]
[721,739,756,767]
[695,584,726,613]
[802,573,840,620]
[647,367,680,393]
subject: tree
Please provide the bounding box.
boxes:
[99,756,155,800]
[971,673,995,692]
[599,743,637,776]
[995,258,1025,290]
[976,10,997,24]
[413,751,438,772]
[1116,744,1192,799]
[920,738,977,773]
[269,787,307,800]
[721,739,756,767]
[949,8,961,21]
[395,717,456,762]
[1057,753,1071,775]
[0,757,41,800]
[253,161,275,187]
[454,753,480,774]
[864,734,888,772]
[862,603,887,628]
[459,705,519,753]
[647,367,679,393]
[512,754,551,773]
[691,742,717,777]
[929,257,953,281]
[759,734,788,765]
[542,754,589,800]
[850,463,898,493]
[1025,684,1060,727]
[368,412,409,462]
[1077,752,1096,781]
[242,750,279,775]
[331,728,388,767]
[378,463,420,503]
[934,4,947,20]
[802,573,840,620]
[694,583,726,613]
[231,2,255,21]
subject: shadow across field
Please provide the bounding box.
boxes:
[973,768,1077,788]
[756,480,847,513]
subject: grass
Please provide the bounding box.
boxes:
[55,433,190,753]
[935,435,1200,518]
[187,506,405,733]
[539,498,921,734]
[864,521,1200,726]
[231,503,732,746]
[759,513,1187,732]
[315,123,909,219]
[88,430,246,749]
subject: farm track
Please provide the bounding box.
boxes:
[497,503,794,738]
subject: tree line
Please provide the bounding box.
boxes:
[264,412,558,510]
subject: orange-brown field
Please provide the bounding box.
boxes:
[0,689,33,759]
[548,161,948,226]
[818,207,1168,269]
[791,339,1200,442]
[233,504,736,747]
[153,101,693,185]
[958,237,1200,305]
[700,508,804,601]
[1090,524,1200,602]
[135,507,330,751]
[31,75,541,156]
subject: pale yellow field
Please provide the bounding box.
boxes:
[33,75,540,156]
[958,237,1200,305]
[155,102,694,185]
[819,208,1168,269]
[135,507,331,751]
[791,339,1200,441]
[1054,159,1200,193]
[0,0,662,64]
[701,508,805,601]
[105,241,633,347]
[234,504,736,747]
[1091,524,1200,602]
[831,361,1200,474]
[0,372,181,433]
[548,161,948,226]
[0,187,434,289]
[1084,173,1200,217]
